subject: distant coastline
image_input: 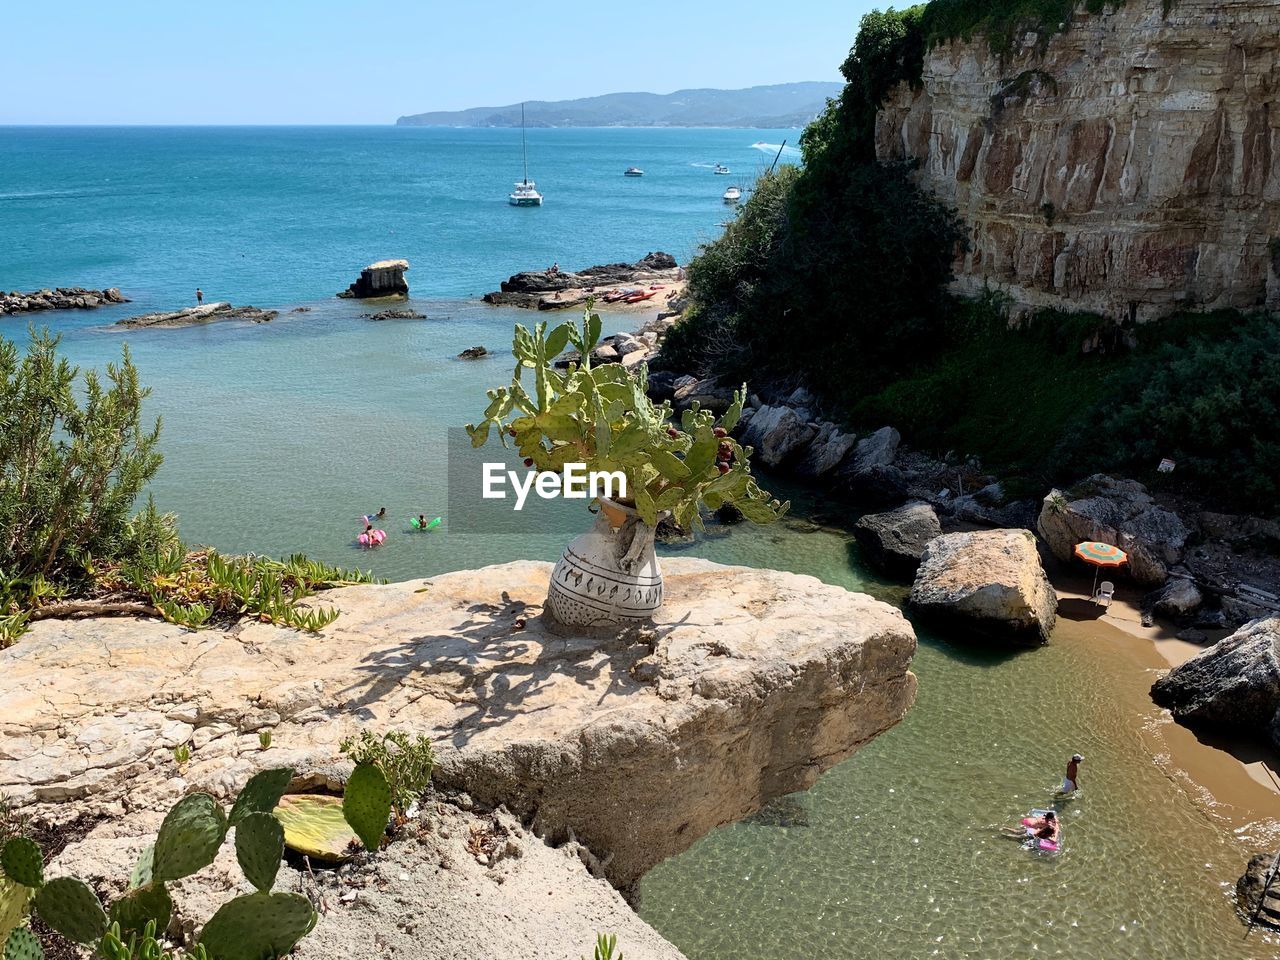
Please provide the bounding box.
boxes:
[396,81,840,129]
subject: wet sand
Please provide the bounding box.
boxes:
[1051,566,1280,813]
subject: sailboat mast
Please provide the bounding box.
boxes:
[521,103,529,184]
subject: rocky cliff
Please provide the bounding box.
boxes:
[876,0,1280,320]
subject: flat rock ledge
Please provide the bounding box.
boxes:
[0,560,915,908]
[115,302,278,329]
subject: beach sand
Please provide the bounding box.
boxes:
[1051,566,1280,813]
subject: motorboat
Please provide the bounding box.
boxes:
[713,164,731,175]
[624,167,644,177]
[723,185,742,203]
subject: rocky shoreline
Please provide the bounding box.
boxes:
[1,286,128,316]
[483,252,682,310]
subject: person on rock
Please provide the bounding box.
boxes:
[196,287,203,304]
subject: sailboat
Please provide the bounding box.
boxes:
[509,103,543,207]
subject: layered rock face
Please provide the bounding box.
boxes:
[0,559,916,893]
[876,0,1280,320]
[338,259,409,298]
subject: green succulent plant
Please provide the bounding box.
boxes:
[466,307,788,532]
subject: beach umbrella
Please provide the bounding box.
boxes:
[1074,541,1128,595]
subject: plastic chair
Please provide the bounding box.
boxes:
[1094,580,1115,607]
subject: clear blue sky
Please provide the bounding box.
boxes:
[4,0,882,124]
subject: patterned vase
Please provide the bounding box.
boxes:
[545,498,664,628]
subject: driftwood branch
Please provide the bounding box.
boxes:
[29,600,162,622]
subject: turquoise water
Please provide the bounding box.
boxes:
[3,128,1276,960]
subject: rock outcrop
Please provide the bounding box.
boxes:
[854,502,942,577]
[484,254,680,308]
[910,529,1058,644]
[0,559,916,893]
[876,0,1280,320]
[1037,475,1189,585]
[1238,851,1280,931]
[1,287,127,316]
[115,303,278,329]
[1150,615,1280,747]
[338,259,409,299]
[740,404,816,468]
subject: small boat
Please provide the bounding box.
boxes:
[509,103,543,207]
[723,185,742,203]
[624,290,657,304]
[624,167,644,177]
[713,164,731,175]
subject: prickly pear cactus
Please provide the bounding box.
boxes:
[342,763,391,852]
[32,876,107,944]
[227,768,294,827]
[233,813,283,893]
[128,845,154,891]
[198,891,317,960]
[2,927,42,960]
[272,796,358,863]
[107,881,172,938]
[0,877,32,952]
[152,793,227,882]
[0,839,42,890]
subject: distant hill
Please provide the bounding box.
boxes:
[395,82,842,128]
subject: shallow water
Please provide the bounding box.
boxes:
[4,128,1278,960]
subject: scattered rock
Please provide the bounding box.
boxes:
[910,529,1058,644]
[646,370,679,402]
[338,259,409,299]
[846,427,901,475]
[365,308,425,320]
[1,287,127,316]
[289,306,312,313]
[458,346,488,360]
[795,423,857,479]
[1037,475,1190,585]
[115,303,278,329]
[854,502,942,577]
[1150,615,1280,748]
[484,254,680,307]
[740,405,816,468]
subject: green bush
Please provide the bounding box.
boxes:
[0,329,170,586]
[340,731,436,822]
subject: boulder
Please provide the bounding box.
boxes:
[338,259,409,299]
[847,427,901,475]
[1146,576,1204,621]
[1150,616,1280,747]
[365,308,425,320]
[1036,475,1190,585]
[910,529,1058,644]
[458,346,488,360]
[670,376,737,414]
[844,463,911,510]
[740,405,816,468]
[795,423,857,479]
[1237,852,1280,931]
[854,502,942,577]
[0,559,917,892]
[636,251,678,270]
[646,369,679,402]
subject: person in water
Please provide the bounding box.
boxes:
[1061,754,1083,794]
[363,523,375,548]
[417,514,427,530]
[375,507,387,520]
[1031,810,1059,842]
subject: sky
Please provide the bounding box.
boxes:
[2,0,882,124]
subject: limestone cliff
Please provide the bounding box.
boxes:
[876,0,1280,320]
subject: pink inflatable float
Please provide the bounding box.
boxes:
[358,529,386,548]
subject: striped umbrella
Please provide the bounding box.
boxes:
[1074,541,1128,595]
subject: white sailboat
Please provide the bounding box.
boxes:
[509,103,543,207]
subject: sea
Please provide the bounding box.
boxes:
[1,125,1276,960]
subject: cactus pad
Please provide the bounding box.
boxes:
[153,793,227,882]
[227,768,294,827]
[198,891,317,960]
[0,840,42,890]
[0,878,33,955]
[32,877,107,944]
[343,763,391,852]
[3,927,42,960]
[234,813,283,893]
[107,881,172,938]
[272,795,358,863]
[128,845,154,891]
